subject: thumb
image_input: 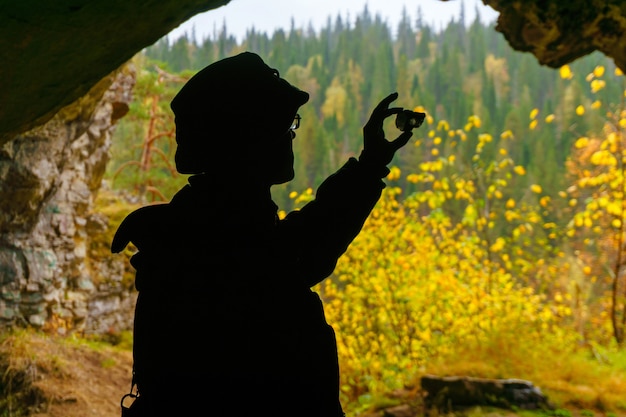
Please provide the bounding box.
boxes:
[390,131,413,151]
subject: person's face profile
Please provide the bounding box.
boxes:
[243,118,297,185]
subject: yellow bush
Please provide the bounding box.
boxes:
[320,188,577,409]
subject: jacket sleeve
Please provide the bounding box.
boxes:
[279,157,389,287]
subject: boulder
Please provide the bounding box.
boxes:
[421,374,552,412]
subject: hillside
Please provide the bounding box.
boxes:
[0,329,133,417]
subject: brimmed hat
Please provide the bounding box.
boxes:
[171,52,310,174]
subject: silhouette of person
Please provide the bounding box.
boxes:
[111,51,417,417]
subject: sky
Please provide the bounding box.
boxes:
[167,0,500,42]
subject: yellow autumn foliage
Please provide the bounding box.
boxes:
[303,67,626,410]
[321,77,348,127]
[320,187,576,407]
[559,64,573,79]
[593,65,605,77]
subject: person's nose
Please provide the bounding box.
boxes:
[289,130,296,140]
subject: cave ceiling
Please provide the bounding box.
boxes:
[1,0,626,141]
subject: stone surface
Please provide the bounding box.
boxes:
[487,0,626,71]
[421,374,551,411]
[0,63,137,334]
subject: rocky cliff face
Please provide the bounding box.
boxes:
[0,64,136,334]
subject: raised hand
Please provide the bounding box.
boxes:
[360,92,415,168]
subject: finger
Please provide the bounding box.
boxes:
[389,131,413,151]
[366,107,403,129]
[382,107,404,118]
[374,92,399,111]
[364,93,401,131]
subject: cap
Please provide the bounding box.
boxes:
[171,52,310,174]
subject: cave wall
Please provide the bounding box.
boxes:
[0,64,137,333]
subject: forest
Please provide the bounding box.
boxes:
[106,4,626,414]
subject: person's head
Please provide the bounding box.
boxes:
[170,52,309,185]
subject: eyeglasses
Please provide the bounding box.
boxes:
[290,114,301,131]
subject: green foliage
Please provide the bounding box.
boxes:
[107,55,189,202]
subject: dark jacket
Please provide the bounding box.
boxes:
[111,157,387,416]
